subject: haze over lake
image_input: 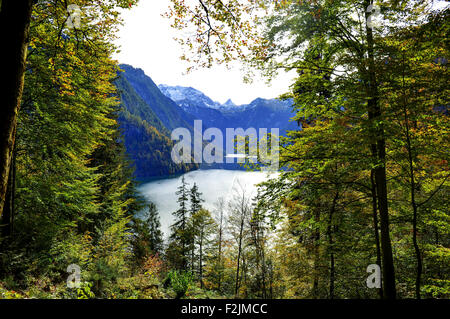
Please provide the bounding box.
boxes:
[138,169,276,238]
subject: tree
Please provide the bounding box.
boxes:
[147,203,164,255]
[249,192,270,298]
[0,0,138,219]
[0,0,34,219]
[166,0,263,70]
[0,0,141,296]
[227,181,253,298]
[169,176,190,269]
[254,0,404,298]
[132,203,164,266]
[253,1,448,299]
[378,9,449,298]
[191,208,216,288]
[213,197,226,291]
[190,182,204,215]
[188,182,204,272]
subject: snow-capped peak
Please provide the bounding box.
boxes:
[222,99,236,108]
[158,84,223,109]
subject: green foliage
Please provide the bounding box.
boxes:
[114,72,197,179]
[1,0,448,301]
[167,270,194,299]
[131,202,164,266]
[168,176,191,269]
[0,0,152,300]
[76,282,95,299]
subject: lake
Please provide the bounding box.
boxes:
[138,169,276,238]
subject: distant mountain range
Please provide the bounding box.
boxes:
[158,84,297,135]
[114,64,298,179]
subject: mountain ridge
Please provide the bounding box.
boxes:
[115,64,299,178]
[157,83,298,135]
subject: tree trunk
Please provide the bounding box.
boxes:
[411,182,422,299]
[234,213,245,298]
[370,170,383,299]
[401,55,422,299]
[0,0,33,218]
[218,206,223,291]
[242,255,248,299]
[260,233,267,299]
[373,132,396,300]
[191,241,195,274]
[1,145,15,242]
[365,1,396,299]
[199,228,204,289]
[327,192,338,299]
[312,209,320,298]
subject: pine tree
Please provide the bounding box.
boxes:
[131,202,163,267]
[169,176,190,269]
[147,203,164,255]
[188,182,204,272]
[190,183,204,216]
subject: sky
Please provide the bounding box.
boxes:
[113,1,449,105]
[113,0,295,105]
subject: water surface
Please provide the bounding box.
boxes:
[138,169,274,237]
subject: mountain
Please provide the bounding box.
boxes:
[114,67,198,179]
[222,99,236,108]
[119,65,195,131]
[158,85,222,110]
[158,84,298,135]
[114,64,299,178]
[158,84,299,170]
[158,84,229,129]
[224,97,297,135]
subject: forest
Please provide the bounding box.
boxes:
[0,0,448,300]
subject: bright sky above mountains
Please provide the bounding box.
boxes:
[113,0,296,105]
[114,1,449,105]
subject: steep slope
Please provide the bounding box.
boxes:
[158,85,299,134]
[119,64,195,131]
[114,74,197,179]
[158,84,222,109]
[115,74,167,134]
[223,98,298,135]
[158,84,229,129]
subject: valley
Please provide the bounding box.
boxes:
[115,64,298,179]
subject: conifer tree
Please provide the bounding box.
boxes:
[169,176,190,269]
[188,182,204,272]
[132,202,164,267]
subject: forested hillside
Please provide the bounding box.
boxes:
[115,73,196,179]
[0,0,448,301]
[119,64,196,132]
[0,0,155,299]
[119,64,298,173]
